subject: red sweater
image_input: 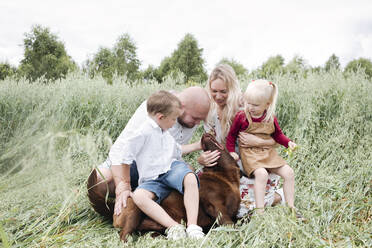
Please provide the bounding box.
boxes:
[226,110,291,152]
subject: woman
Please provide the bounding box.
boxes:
[198,64,285,217]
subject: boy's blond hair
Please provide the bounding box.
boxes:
[147,90,182,116]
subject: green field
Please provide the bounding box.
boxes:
[0,71,371,247]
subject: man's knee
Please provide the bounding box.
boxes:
[93,168,115,194]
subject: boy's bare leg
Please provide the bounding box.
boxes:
[183,173,199,226]
[132,189,178,228]
[253,168,269,213]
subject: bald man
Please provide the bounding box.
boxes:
[88,86,210,217]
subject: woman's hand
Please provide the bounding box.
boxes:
[229,152,240,161]
[238,132,275,148]
[197,150,220,167]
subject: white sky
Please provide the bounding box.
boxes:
[1,0,372,72]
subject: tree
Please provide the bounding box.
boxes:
[89,47,116,84]
[259,55,285,78]
[344,58,372,79]
[0,62,16,80]
[325,54,341,71]
[18,25,76,83]
[217,58,248,76]
[171,34,207,82]
[155,56,173,82]
[87,33,141,84]
[155,34,207,83]
[113,34,141,81]
[284,55,307,75]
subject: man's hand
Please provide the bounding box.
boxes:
[114,190,132,215]
[229,152,240,161]
[197,150,220,167]
[114,181,132,216]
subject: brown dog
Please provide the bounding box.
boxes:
[87,133,241,241]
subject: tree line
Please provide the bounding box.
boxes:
[1,25,372,83]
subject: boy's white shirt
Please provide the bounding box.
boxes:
[130,101,196,145]
[106,100,195,167]
[109,115,182,185]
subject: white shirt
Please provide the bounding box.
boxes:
[114,100,196,149]
[110,116,182,184]
[102,99,196,179]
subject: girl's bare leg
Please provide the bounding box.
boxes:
[269,165,295,208]
[253,168,269,213]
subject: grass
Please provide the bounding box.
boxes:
[0,70,371,247]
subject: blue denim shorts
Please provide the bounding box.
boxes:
[136,160,199,203]
[99,160,140,190]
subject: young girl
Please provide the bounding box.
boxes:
[226,79,297,214]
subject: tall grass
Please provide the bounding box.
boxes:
[0,70,371,247]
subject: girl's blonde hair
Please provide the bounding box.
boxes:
[244,79,278,122]
[206,64,241,140]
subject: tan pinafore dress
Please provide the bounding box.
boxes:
[239,111,287,176]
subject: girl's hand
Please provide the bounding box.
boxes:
[288,141,297,150]
[230,152,240,161]
[197,150,220,167]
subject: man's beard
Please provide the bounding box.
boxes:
[177,116,194,128]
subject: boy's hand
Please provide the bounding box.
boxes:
[229,152,240,161]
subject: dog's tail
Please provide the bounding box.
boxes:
[87,169,114,219]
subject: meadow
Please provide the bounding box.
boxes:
[0,70,371,247]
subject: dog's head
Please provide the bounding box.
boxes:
[201,133,239,171]
[201,133,224,152]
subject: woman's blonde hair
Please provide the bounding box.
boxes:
[206,64,241,140]
[244,79,278,122]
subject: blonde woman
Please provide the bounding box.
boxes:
[198,64,284,217]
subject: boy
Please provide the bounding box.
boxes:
[116,90,204,239]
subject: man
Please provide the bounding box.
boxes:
[88,86,210,217]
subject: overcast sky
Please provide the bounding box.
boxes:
[1,0,371,72]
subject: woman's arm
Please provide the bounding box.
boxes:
[238,132,276,148]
